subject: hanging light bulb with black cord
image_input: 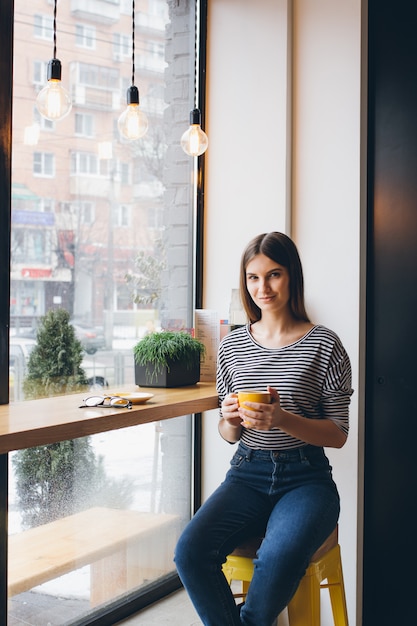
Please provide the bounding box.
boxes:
[181,0,208,156]
[36,0,72,122]
[181,108,208,157]
[118,0,148,140]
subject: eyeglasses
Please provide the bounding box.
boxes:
[79,395,132,409]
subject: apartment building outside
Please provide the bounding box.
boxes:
[11,0,194,342]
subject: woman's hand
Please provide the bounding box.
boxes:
[221,393,242,427]
[218,393,243,442]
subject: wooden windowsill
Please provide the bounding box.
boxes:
[0,382,219,454]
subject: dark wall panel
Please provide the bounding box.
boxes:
[0,2,13,620]
[0,0,12,406]
[365,1,417,623]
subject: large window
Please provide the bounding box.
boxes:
[7,0,202,623]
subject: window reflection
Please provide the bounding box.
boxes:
[11,0,195,389]
[9,0,198,622]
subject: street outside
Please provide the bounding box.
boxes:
[10,330,143,402]
[82,345,136,389]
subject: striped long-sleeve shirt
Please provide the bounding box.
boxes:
[216,324,353,450]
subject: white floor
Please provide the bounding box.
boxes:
[116,589,202,626]
[115,587,283,626]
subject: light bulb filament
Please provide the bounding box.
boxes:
[189,126,202,155]
[46,81,64,118]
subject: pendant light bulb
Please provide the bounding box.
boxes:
[36,59,72,122]
[118,86,148,140]
[181,109,208,157]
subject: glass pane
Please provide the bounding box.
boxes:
[10,0,198,621]
[10,0,197,400]
[8,417,191,623]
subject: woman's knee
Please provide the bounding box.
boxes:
[175,521,207,570]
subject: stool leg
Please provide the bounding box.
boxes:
[242,580,250,596]
[327,547,349,626]
[287,571,320,626]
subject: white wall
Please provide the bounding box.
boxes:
[202,1,361,625]
[203,0,291,315]
[292,1,361,624]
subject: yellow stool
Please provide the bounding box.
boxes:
[222,525,348,626]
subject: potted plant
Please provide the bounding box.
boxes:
[133,330,206,387]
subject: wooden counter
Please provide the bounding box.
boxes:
[0,382,219,454]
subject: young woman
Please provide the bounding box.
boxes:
[175,232,353,626]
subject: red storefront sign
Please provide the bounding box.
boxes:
[21,268,52,278]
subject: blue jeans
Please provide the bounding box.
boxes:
[174,442,340,626]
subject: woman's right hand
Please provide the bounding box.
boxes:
[221,393,241,426]
[218,393,243,442]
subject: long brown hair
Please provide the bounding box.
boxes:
[239,232,310,323]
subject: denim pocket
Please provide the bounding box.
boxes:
[306,447,331,467]
[230,451,246,468]
[301,448,334,482]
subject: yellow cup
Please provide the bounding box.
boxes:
[237,390,271,427]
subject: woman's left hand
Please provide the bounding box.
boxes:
[238,386,283,430]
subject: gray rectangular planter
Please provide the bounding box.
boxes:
[134,354,201,388]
